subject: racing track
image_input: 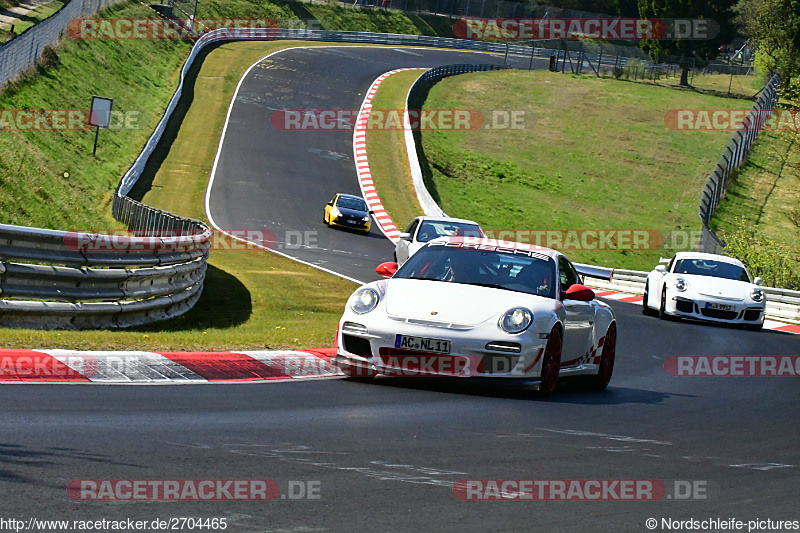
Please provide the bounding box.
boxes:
[205,46,539,282]
[1,46,799,531]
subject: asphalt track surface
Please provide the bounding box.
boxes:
[2,46,799,531]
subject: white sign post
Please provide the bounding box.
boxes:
[89,96,113,157]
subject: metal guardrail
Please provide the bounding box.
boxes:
[0,223,209,329]
[697,72,781,253]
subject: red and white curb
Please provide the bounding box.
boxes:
[0,348,342,383]
[353,68,428,244]
[589,289,800,335]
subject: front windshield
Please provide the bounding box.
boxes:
[416,221,483,243]
[336,196,368,211]
[673,259,751,282]
[394,242,556,298]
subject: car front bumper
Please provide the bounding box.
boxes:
[664,293,765,326]
[335,315,550,379]
[330,215,370,232]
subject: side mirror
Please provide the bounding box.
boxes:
[655,265,667,274]
[754,276,764,286]
[399,232,412,241]
[563,284,595,302]
[327,202,333,206]
[369,210,374,215]
[376,261,398,278]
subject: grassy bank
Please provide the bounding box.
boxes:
[416,70,756,270]
[0,0,462,349]
[710,125,800,288]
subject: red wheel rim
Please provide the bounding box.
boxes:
[542,327,562,392]
[599,324,616,384]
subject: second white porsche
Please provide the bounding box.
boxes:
[642,252,765,330]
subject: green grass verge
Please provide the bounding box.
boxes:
[417,70,756,270]
[0,0,464,349]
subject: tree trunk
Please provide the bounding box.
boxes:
[680,66,689,86]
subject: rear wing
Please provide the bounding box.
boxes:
[575,264,614,282]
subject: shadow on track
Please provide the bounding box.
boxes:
[339,377,687,405]
[0,442,142,486]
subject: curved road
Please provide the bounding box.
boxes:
[206,46,540,282]
[1,46,798,531]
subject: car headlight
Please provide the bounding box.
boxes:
[675,278,687,292]
[362,215,370,222]
[330,207,341,218]
[750,287,764,302]
[499,307,533,334]
[349,288,380,314]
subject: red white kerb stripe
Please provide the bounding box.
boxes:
[353,68,427,244]
[0,348,340,383]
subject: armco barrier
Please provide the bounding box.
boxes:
[0,222,209,329]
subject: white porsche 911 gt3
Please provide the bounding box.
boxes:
[334,237,617,393]
[642,252,765,330]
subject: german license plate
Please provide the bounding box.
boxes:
[705,302,733,311]
[395,334,451,354]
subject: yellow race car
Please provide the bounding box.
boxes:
[324,193,372,234]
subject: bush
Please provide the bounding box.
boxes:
[719,218,800,289]
[623,58,645,80]
[38,46,60,70]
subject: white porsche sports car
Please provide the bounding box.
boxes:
[335,237,617,393]
[394,216,484,265]
[642,252,765,330]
